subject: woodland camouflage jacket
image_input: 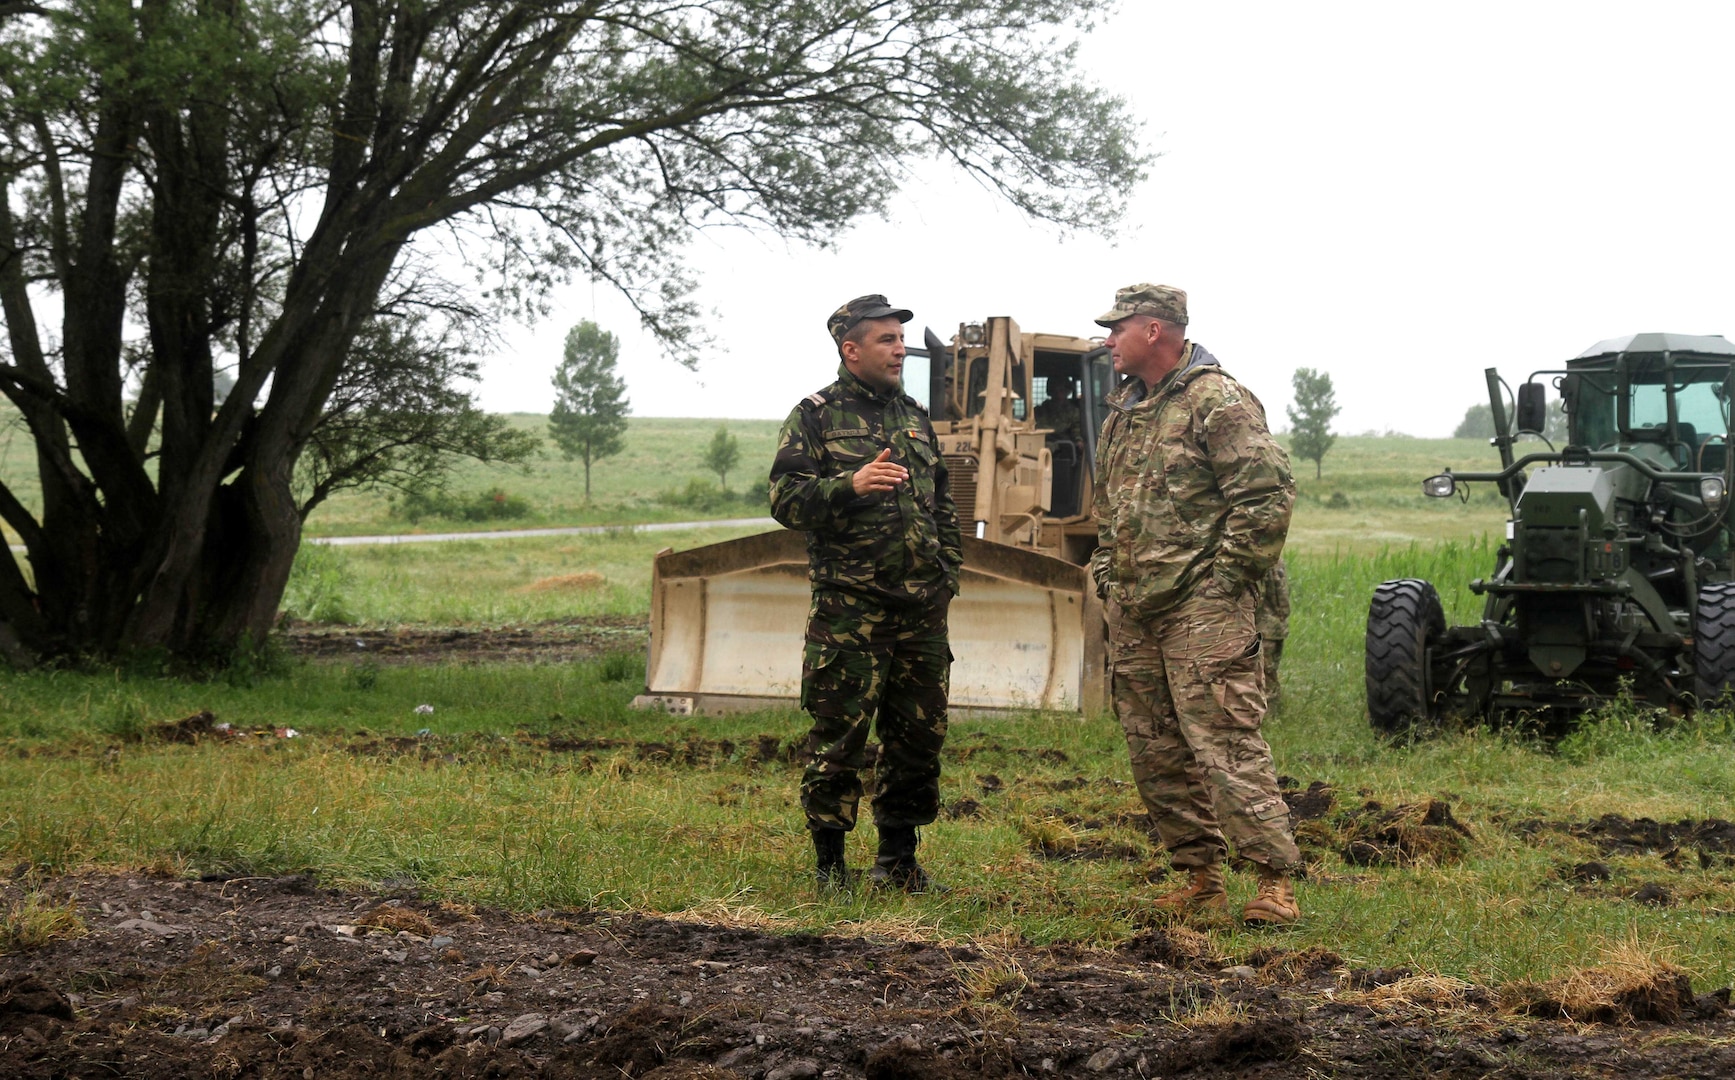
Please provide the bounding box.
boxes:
[770,365,962,607]
[1091,343,1294,621]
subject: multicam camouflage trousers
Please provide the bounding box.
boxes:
[799,591,951,833]
[1110,583,1299,872]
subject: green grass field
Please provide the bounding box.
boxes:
[0,410,784,544]
[8,421,1730,994]
[5,403,1513,543]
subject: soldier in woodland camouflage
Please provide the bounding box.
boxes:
[1091,283,1303,927]
[770,294,961,892]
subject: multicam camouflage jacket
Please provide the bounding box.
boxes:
[1091,343,1295,621]
[770,364,962,609]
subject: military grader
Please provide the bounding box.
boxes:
[1365,332,1735,731]
[634,317,1117,716]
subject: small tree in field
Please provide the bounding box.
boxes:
[548,322,631,502]
[703,425,742,490]
[1287,368,1341,480]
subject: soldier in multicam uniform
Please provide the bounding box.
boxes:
[769,294,961,893]
[1090,283,1303,926]
[1257,558,1291,711]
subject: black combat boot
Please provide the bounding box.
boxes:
[868,826,944,894]
[813,828,848,891]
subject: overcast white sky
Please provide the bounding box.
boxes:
[475,1,1735,437]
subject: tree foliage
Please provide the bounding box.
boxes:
[1455,398,1568,442]
[1286,368,1340,480]
[548,320,630,502]
[0,0,1145,665]
[1454,403,1496,440]
[703,424,741,490]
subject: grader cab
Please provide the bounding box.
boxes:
[1366,332,1735,731]
[633,317,1115,716]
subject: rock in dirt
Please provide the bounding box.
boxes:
[112,918,191,937]
[1085,1046,1122,1072]
[765,1060,821,1080]
[501,1012,548,1046]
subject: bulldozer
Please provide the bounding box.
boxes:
[1365,332,1735,732]
[633,317,1116,715]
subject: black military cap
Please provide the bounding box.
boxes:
[827,294,914,345]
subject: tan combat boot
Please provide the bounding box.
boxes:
[1241,870,1300,927]
[1151,864,1228,917]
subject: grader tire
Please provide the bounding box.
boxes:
[1365,578,1446,735]
[1694,581,1735,710]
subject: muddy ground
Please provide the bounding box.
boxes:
[283,618,648,666]
[5,872,1735,1079]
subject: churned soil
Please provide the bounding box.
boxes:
[6,874,1735,1079]
[282,617,648,665]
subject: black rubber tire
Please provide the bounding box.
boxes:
[1365,578,1447,734]
[1694,581,1735,708]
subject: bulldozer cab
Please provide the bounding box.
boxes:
[922,319,1111,565]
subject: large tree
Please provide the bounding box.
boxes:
[548,320,629,502]
[0,0,1144,667]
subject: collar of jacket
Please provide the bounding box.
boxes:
[1106,342,1220,413]
[835,362,900,403]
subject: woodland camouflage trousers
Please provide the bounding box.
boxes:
[799,591,950,833]
[1110,584,1299,872]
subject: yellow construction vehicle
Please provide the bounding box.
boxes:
[633,317,1115,716]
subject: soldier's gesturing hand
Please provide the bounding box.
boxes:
[852,447,909,495]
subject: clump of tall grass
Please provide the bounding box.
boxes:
[0,890,88,952]
[283,542,356,624]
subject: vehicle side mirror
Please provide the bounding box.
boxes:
[1515,381,1547,434]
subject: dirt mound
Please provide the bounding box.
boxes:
[1158,1015,1311,1073]
[1246,946,1343,982]
[1117,927,1221,970]
[284,616,647,665]
[1340,798,1474,866]
[1508,961,1699,1024]
[1517,814,1735,859]
[1278,778,1336,821]
[6,874,1735,1079]
[335,729,797,769]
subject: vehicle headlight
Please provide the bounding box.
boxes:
[1700,476,1727,509]
[1422,474,1457,499]
[962,323,986,346]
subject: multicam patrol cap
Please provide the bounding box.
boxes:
[1093,283,1189,328]
[827,294,914,345]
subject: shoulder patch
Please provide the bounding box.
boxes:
[899,393,929,415]
[804,391,828,407]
